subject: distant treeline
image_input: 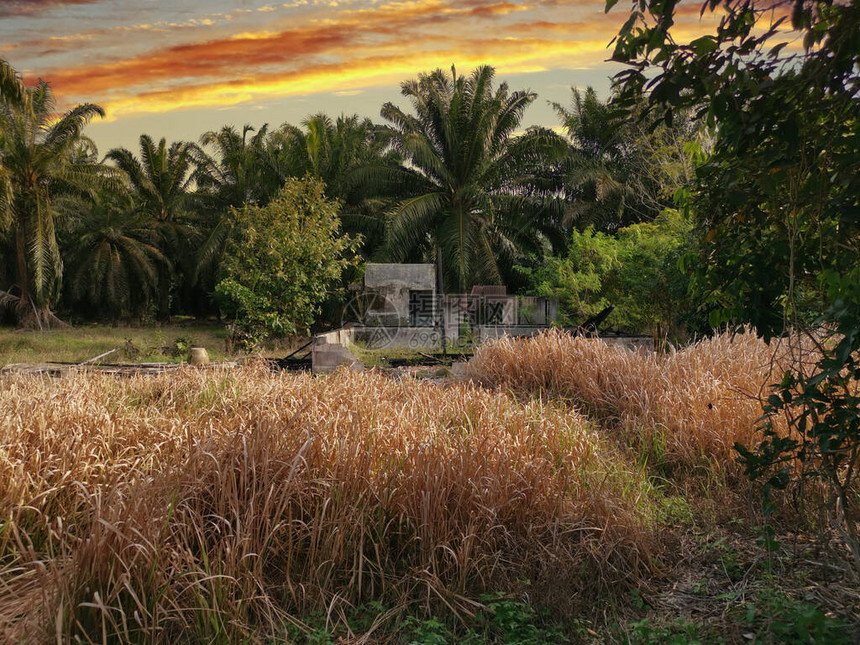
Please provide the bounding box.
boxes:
[2,55,851,342]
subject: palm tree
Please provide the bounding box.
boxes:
[0,78,105,328]
[63,189,168,320]
[0,60,26,318]
[264,113,400,258]
[552,87,638,231]
[265,113,392,192]
[553,87,695,231]
[194,124,270,209]
[106,135,196,319]
[0,60,26,107]
[381,65,566,292]
[190,124,270,294]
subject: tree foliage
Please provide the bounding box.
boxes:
[608,0,859,337]
[554,86,706,232]
[63,189,167,320]
[0,79,105,328]
[106,134,197,319]
[530,209,697,335]
[214,176,359,347]
[608,0,860,567]
[739,269,860,570]
[381,65,567,292]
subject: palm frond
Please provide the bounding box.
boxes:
[0,60,27,108]
[386,192,443,261]
[44,103,105,150]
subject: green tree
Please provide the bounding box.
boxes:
[214,175,359,348]
[0,78,105,328]
[0,60,27,321]
[63,189,167,320]
[381,65,567,292]
[194,124,270,211]
[106,135,197,320]
[608,0,860,568]
[531,209,696,336]
[0,60,26,107]
[608,0,858,337]
[191,124,271,300]
[554,86,704,232]
[264,113,400,259]
[531,226,618,326]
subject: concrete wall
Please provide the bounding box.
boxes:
[350,326,449,350]
[516,297,558,326]
[312,328,363,373]
[444,295,517,330]
[364,263,436,327]
[365,263,436,290]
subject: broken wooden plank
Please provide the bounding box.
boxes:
[77,348,118,366]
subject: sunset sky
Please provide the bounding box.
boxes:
[0,0,722,154]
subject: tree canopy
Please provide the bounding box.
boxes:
[214,175,359,347]
[0,80,105,328]
[381,65,568,292]
[608,0,859,337]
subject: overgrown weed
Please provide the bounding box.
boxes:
[0,366,653,642]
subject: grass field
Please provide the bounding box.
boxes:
[0,323,312,366]
[0,330,857,643]
[0,324,231,365]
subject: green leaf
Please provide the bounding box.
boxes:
[689,36,718,55]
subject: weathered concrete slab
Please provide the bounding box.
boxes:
[312,329,364,373]
[363,263,436,327]
[350,326,445,350]
[364,263,435,290]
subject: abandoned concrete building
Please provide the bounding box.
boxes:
[311,262,654,372]
[350,263,559,348]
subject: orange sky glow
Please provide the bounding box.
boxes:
[1,0,733,151]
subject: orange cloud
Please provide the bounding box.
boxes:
[29,0,697,119]
[94,32,612,119]
[41,0,570,95]
[0,0,103,17]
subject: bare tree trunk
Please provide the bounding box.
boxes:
[13,223,68,330]
[156,265,172,322]
[436,245,447,356]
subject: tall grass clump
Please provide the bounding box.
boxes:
[0,365,653,642]
[467,329,800,485]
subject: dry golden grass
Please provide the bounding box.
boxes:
[0,365,653,643]
[467,329,801,484]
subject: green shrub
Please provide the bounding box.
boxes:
[531,210,699,337]
[214,175,359,349]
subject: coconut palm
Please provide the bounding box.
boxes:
[194,124,270,209]
[381,65,566,292]
[552,87,640,231]
[0,78,105,328]
[266,113,394,193]
[106,135,196,319]
[189,124,270,297]
[64,189,168,320]
[0,60,26,315]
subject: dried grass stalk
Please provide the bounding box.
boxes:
[0,365,653,642]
